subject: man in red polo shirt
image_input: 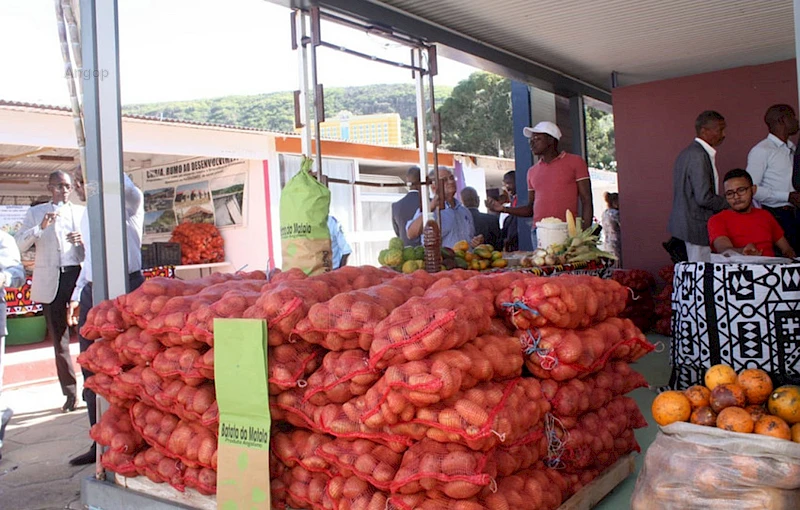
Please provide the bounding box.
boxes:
[708,168,796,258]
[485,121,593,249]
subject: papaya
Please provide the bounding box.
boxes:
[474,248,493,260]
[453,240,470,252]
[491,251,503,260]
[441,247,456,260]
[491,259,508,268]
[454,257,469,269]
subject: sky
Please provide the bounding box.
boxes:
[0,0,477,106]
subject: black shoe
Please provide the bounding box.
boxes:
[69,444,97,466]
[62,395,77,413]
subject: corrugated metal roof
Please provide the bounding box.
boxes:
[376,0,794,89]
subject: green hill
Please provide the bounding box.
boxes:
[122,83,454,145]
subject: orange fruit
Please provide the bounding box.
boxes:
[754,415,791,440]
[705,364,737,391]
[684,385,711,409]
[689,406,717,427]
[767,385,800,425]
[792,423,800,443]
[716,407,754,433]
[652,391,692,426]
[737,369,773,405]
[709,383,747,413]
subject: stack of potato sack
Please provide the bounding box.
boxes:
[653,265,675,336]
[79,266,654,508]
[611,269,656,332]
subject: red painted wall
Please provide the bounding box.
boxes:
[613,59,798,276]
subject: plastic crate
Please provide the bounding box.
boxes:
[141,242,182,268]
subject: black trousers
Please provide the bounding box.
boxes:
[42,266,81,398]
[764,205,800,255]
[79,271,145,427]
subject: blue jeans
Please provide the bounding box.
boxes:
[530,229,538,250]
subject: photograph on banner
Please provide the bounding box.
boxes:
[144,209,177,235]
[144,186,175,212]
[210,173,246,227]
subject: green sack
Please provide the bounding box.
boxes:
[280,156,332,275]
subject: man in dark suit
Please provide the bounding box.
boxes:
[461,187,501,249]
[499,171,519,252]
[667,111,729,262]
[392,166,422,247]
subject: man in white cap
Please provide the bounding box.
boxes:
[486,121,593,248]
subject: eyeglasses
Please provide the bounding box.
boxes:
[724,186,751,198]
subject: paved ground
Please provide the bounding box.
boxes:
[0,378,95,510]
[0,334,671,510]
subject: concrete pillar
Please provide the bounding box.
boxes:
[511,81,533,250]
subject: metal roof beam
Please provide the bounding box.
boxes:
[268,0,612,103]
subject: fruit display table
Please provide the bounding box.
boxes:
[669,261,800,389]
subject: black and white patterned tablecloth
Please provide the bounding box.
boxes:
[669,262,800,389]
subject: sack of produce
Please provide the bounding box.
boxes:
[391,438,498,498]
[280,155,332,276]
[317,438,403,491]
[493,428,548,476]
[268,341,325,395]
[77,339,127,376]
[303,349,380,406]
[295,272,435,351]
[112,327,164,365]
[356,334,523,429]
[271,429,334,476]
[133,448,187,491]
[325,474,388,510]
[521,317,654,381]
[150,346,208,384]
[169,222,225,265]
[497,275,628,330]
[631,421,800,509]
[283,464,332,510]
[90,404,145,455]
[540,360,648,418]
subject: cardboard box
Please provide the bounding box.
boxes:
[215,319,271,509]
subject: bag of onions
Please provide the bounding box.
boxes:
[169,222,225,265]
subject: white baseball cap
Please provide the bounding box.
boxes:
[523,121,562,141]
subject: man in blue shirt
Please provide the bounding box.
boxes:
[405,167,482,249]
[328,216,352,269]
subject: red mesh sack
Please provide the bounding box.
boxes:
[80,299,116,340]
[388,465,566,510]
[356,333,524,429]
[391,438,498,499]
[492,428,548,477]
[244,266,394,346]
[77,339,127,376]
[275,390,414,452]
[129,402,217,470]
[151,346,208,383]
[101,449,138,477]
[368,283,494,370]
[118,277,206,329]
[183,280,266,346]
[407,378,550,451]
[183,466,217,495]
[497,275,628,330]
[324,474,388,510]
[113,327,164,365]
[90,405,145,454]
[521,317,655,381]
[540,360,649,417]
[316,438,403,491]
[138,368,216,423]
[192,348,214,379]
[295,272,436,351]
[132,448,186,491]
[169,222,224,265]
[284,465,332,510]
[271,429,334,475]
[269,342,326,395]
[84,373,134,409]
[556,396,646,472]
[303,350,380,406]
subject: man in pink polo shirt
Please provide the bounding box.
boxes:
[486,121,593,248]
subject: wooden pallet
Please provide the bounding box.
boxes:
[557,453,637,510]
[115,474,217,510]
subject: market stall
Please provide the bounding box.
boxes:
[669,261,800,390]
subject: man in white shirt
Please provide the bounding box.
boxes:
[746,104,800,253]
[15,171,85,412]
[68,169,145,466]
[0,230,25,461]
[667,111,729,262]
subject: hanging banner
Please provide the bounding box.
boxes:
[141,157,248,233]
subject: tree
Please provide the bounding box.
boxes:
[438,72,513,157]
[586,106,616,171]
